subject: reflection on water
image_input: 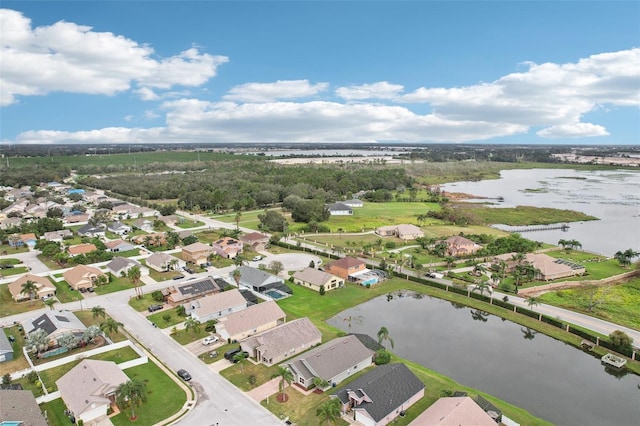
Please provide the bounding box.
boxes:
[327,293,640,426]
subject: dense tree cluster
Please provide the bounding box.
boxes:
[0,164,71,188]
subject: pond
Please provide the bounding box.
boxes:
[327,292,640,426]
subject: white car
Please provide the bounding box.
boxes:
[202,336,219,345]
[252,255,263,261]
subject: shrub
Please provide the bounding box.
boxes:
[248,375,257,386]
[176,305,186,316]
[162,314,171,322]
[609,330,633,351]
[384,241,396,249]
[27,371,38,383]
[374,349,391,365]
[319,285,325,296]
[2,373,11,385]
[205,320,217,333]
[151,290,164,302]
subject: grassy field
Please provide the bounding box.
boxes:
[462,205,598,225]
[538,278,640,330]
[171,328,209,345]
[147,307,185,329]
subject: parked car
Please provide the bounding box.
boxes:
[208,350,218,358]
[224,347,241,361]
[202,336,219,345]
[252,255,263,261]
[177,369,192,381]
[172,274,185,280]
[148,304,163,312]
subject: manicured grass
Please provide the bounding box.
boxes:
[74,310,127,343]
[0,326,29,377]
[128,293,161,312]
[36,254,62,270]
[40,398,69,426]
[170,328,209,345]
[175,219,204,228]
[0,258,22,265]
[52,280,83,303]
[147,308,185,329]
[221,356,280,391]
[0,266,28,276]
[538,278,640,330]
[0,283,47,317]
[110,361,187,426]
[94,276,140,295]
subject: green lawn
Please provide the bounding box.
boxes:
[171,328,209,345]
[110,362,187,426]
[147,308,186,329]
[464,205,598,226]
[0,284,48,317]
[0,266,28,277]
[538,278,640,330]
[94,276,140,295]
[175,219,204,229]
[52,280,83,303]
[74,310,127,343]
[0,258,22,265]
[40,398,69,426]
[221,356,279,391]
[128,293,163,312]
[0,326,29,376]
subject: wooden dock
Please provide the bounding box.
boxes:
[503,223,570,233]
[601,353,627,368]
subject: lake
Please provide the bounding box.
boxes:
[327,293,640,426]
[442,168,640,256]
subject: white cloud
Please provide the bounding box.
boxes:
[335,81,404,100]
[223,80,329,102]
[0,9,227,106]
[537,123,609,138]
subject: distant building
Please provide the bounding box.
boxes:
[327,202,353,216]
[63,265,106,290]
[324,257,379,286]
[182,242,213,265]
[8,274,56,302]
[163,276,223,306]
[183,288,248,323]
[444,236,482,257]
[216,301,286,342]
[0,390,48,426]
[211,237,244,259]
[375,224,424,240]
[240,232,270,252]
[408,396,497,426]
[292,268,344,292]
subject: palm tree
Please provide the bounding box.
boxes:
[232,268,242,286]
[184,317,201,336]
[377,326,394,350]
[233,351,249,372]
[127,266,142,299]
[272,366,294,402]
[316,398,341,425]
[443,256,456,271]
[614,249,640,268]
[312,377,330,391]
[57,332,79,351]
[25,328,49,354]
[20,280,38,305]
[525,296,540,310]
[83,325,101,344]
[235,211,242,231]
[233,255,246,267]
[471,280,491,296]
[100,318,124,338]
[92,305,106,321]
[44,298,57,310]
[116,379,148,421]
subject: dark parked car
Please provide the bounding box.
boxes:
[224,348,241,361]
[148,304,162,312]
[177,369,192,381]
[172,274,185,280]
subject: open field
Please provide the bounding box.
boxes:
[461,205,598,225]
[538,278,640,330]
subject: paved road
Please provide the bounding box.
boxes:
[0,248,50,275]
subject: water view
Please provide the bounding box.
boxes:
[328,293,640,426]
[442,169,640,256]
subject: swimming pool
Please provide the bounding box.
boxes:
[265,290,285,299]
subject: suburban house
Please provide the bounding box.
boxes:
[333,363,425,426]
[492,252,586,281]
[163,276,223,306]
[131,232,166,247]
[20,233,38,247]
[292,267,344,292]
[63,265,106,291]
[43,229,73,242]
[215,300,286,342]
[77,224,106,238]
[0,331,14,362]
[132,218,154,232]
[183,288,248,323]
[157,215,178,226]
[145,252,184,272]
[67,243,98,257]
[56,359,129,425]
[211,237,244,259]
[181,242,214,265]
[0,217,22,230]
[327,202,353,216]
[375,224,424,240]
[106,257,145,277]
[240,232,270,252]
[324,257,379,286]
[408,396,497,426]
[63,213,90,224]
[343,199,364,208]
[107,221,131,236]
[9,274,56,302]
[0,390,48,426]
[241,317,322,366]
[444,236,482,257]
[282,334,374,390]
[234,266,291,295]
[22,310,87,347]
[104,239,135,253]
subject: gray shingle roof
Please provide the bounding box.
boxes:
[335,363,425,422]
[237,266,282,288]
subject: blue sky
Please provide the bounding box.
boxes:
[1,1,639,145]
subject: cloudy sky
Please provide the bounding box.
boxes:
[1,1,639,145]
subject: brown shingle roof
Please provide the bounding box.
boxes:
[217,300,286,337]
